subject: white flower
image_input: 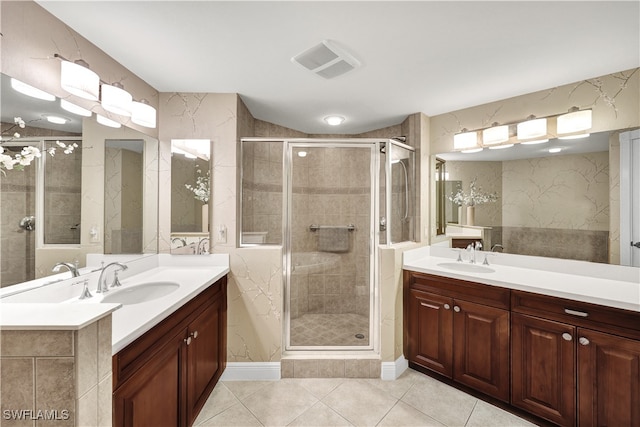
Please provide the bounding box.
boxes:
[449,177,498,207]
[56,140,66,148]
[14,117,25,128]
[48,147,56,156]
[185,168,210,204]
[13,132,20,138]
[0,153,16,170]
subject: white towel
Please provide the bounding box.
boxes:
[318,227,350,253]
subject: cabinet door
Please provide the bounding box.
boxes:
[511,313,575,427]
[407,289,453,377]
[113,331,187,427]
[453,299,510,402]
[578,328,640,427]
[186,296,224,425]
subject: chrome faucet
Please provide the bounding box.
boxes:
[491,244,504,252]
[96,262,128,293]
[172,237,187,247]
[52,261,80,278]
[466,241,482,264]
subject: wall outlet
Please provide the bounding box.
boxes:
[90,225,100,243]
[216,224,227,243]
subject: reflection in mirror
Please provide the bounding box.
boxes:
[0,72,160,287]
[170,139,211,254]
[44,138,82,245]
[434,131,614,263]
[104,140,144,253]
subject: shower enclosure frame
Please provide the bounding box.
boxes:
[280,138,416,353]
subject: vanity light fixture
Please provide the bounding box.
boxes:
[488,144,514,150]
[462,147,483,154]
[101,82,133,117]
[324,115,345,126]
[517,115,547,140]
[60,99,92,117]
[96,114,121,128]
[482,123,510,146]
[453,129,479,151]
[59,58,100,101]
[131,99,157,128]
[557,107,592,139]
[11,78,55,101]
[521,139,549,145]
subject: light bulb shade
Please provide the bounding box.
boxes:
[11,78,55,101]
[557,109,592,135]
[324,115,345,126]
[453,131,478,150]
[517,118,547,140]
[131,101,157,128]
[60,60,99,101]
[482,125,509,146]
[60,99,92,117]
[96,114,121,128]
[101,84,132,116]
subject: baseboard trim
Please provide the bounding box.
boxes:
[381,355,408,380]
[219,362,281,381]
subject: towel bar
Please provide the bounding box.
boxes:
[309,224,356,232]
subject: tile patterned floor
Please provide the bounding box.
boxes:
[290,313,370,347]
[194,369,539,427]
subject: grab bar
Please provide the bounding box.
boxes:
[309,224,356,232]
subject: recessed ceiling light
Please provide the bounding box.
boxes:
[549,147,562,153]
[324,115,345,126]
[46,115,68,124]
[11,78,55,101]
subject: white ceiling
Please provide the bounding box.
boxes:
[37,1,640,135]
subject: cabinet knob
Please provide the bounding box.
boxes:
[184,336,192,346]
[444,304,451,310]
[562,333,573,341]
[453,305,461,313]
[579,337,590,346]
[191,330,199,339]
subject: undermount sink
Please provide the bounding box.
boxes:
[437,262,495,273]
[101,281,180,305]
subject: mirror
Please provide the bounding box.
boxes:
[433,131,616,263]
[170,139,211,254]
[104,139,144,253]
[0,72,159,287]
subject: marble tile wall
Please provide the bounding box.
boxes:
[0,315,112,427]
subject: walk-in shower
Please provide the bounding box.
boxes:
[240,138,415,351]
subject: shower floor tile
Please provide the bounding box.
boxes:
[290,313,369,347]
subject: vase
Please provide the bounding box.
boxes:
[202,204,209,232]
[466,206,475,226]
[457,206,463,224]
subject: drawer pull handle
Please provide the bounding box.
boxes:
[420,302,440,309]
[564,308,589,317]
[579,337,590,346]
[191,330,199,339]
[184,336,192,346]
[453,306,461,313]
[443,304,451,310]
[562,333,573,341]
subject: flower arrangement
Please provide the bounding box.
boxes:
[1,117,78,174]
[185,168,210,204]
[449,177,498,207]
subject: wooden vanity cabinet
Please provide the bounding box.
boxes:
[113,276,227,427]
[511,290,640,427]
[404,271,510,402]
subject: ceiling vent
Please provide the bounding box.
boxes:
[291,40,360,79]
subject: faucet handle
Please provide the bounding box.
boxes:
[482,252,497,265]
[111,270,123,288]
[79,279,93,300]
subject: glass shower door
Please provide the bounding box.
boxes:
[285,142,377,350]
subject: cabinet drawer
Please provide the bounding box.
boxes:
[512,289,640,340]
[406,271,510,310]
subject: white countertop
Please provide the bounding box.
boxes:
[404,246,640,313]
[0,254,230,354]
